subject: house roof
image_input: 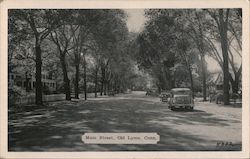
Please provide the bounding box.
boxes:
[208,72,223,85]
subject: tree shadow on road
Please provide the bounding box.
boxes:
[8,97,241,151]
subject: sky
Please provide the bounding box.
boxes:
[124,9,146,32]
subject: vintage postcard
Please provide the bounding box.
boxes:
[0,0,249,158]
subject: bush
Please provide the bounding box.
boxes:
[9,85,26,98]
[8,85,27,106]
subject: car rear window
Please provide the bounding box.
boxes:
[175,96,191,104]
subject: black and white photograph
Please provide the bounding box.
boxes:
[0,0,249,158]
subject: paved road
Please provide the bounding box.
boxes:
[8,91,241,151]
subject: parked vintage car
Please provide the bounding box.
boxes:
[168,88,194,110]
[146,88,158,96]
[160,92,171,102]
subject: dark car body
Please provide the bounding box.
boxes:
[169,88,194,110]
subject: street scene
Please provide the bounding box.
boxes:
[8,9,242,151]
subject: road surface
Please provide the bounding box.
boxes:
[8,91,241,151]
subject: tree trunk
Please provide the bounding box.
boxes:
[114,80,117,93]
[187,64,194,98]
[100,67,105,96]
[25,71,30,92]
[117,85,121,93]
[83,55,87,100]
[172,70,176,88]
[74,63,79,99]
[196,12,207,101]
[104,70,107,95]
[230,74,239,94]
[232,80,239,94]
[219,9,230,105]
[94,66,98,98]
[201,55,207,101]
[182,49,194,95]
[104,80,107,95]
[60,54,71,101]
[229,65,241,94]
[35,45,43,105]
[107,80,110,92]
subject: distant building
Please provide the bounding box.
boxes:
[9,72,56,92]
[207,72,232,93]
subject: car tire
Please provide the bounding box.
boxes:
[190,107,194,110]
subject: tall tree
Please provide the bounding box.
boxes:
[207,9,232,105]
[88,10,129,95]
[70,10,94,99]
[181,10,209,101]
[137,10,197,91]
[10,10,67,105]
[50,22,76,100]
